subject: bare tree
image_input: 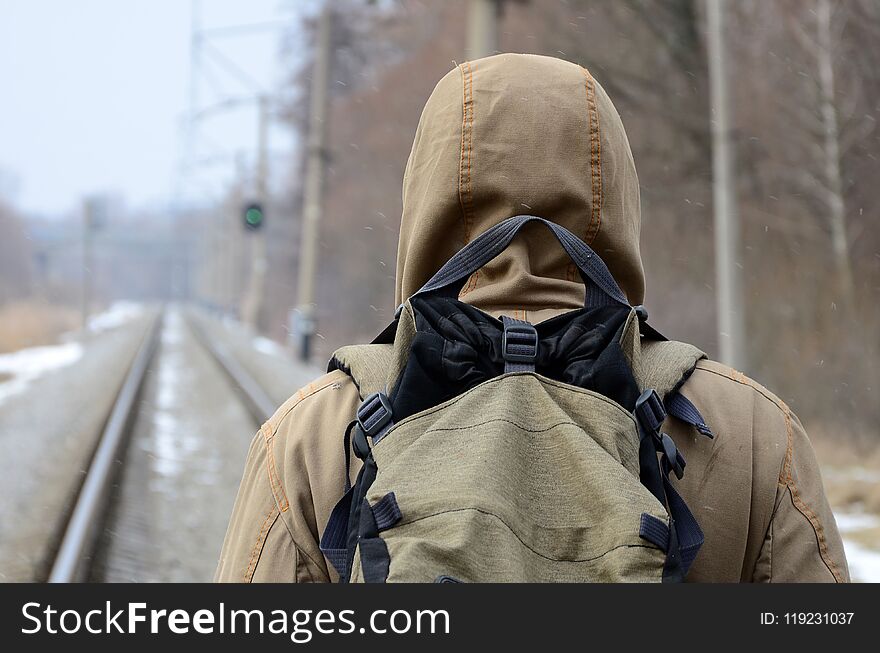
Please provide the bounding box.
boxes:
[706,0,746,369]
[815,0,855,308]
[777,0,869,311]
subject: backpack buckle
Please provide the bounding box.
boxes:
[635,389,667,434]
[502,322,539,364]
[661,432,686,480]
[357,392,394,438]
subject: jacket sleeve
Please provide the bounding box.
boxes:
[753,410,850,582]
[214,431,300,582]
[215,371,360,583]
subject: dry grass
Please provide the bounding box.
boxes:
[825,481,880,515]
[0,300,80,353]
[811,432,880,469]
[809,427,880,514]
[844,525,880,549]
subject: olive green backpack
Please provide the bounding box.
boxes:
[320,216,711,583]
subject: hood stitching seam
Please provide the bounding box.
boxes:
[458,61,481,297]
[567,67,604,282]
[458,61,476,240]
[584,68,603,246]
[458,61,480,297]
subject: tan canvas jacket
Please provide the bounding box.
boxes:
[215,54,848,583]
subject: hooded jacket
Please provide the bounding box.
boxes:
[215,54,848,583]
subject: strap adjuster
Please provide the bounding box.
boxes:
[352,425,371,461]
[661,433,686,480]
[357,392,393,438]
[635,388,667,434]
[502,322,539,364]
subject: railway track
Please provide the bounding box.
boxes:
[46,307,279,583]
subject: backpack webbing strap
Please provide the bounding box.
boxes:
[411,215,630,309]
[634,388,704,581]
[320,486,354,578]
[321,385,398,582]
[666,392,713,438]
[500,315,539,373]
[635,338,713,438]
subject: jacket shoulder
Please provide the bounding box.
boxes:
[263,369,358,437]
[693,359,790,414]
[685,359,795,478]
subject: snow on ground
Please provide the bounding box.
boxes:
[0,301,144,407]
[0,341,83,406]
[252,335,288,357]
[835,510,880,582]
[87,301,144,333]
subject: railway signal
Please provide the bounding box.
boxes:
[243,201,264,230]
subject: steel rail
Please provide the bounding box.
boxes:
[186,312,276,425]
[48,311,163,582]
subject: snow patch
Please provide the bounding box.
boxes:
[836,512,880,533]
[88,301,144,333]
[252,336,286,357]
[843,539,880,583]
[0,342,83,406]
[835,510,880,582]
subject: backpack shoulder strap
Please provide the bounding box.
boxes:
[629,329,710,580]
[327,301,419,401]
[637,339,706,400]
[618,309,705,401]
[328,344,394,400]
[636,337,713,441]
[618,309,713,440]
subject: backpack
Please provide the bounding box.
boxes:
[320,215,711,583]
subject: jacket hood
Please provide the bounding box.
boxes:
[395,53,645,313]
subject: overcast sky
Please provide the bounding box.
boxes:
[0,0,300,217]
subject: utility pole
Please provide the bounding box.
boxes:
[182,2,287,321]
[816,0,855,312]
[81,198,96,335]
[241,95,270,330]
[706,0,746,370]
[467,0,501,58]
[295,4,332,362]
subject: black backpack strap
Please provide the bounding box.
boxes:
[666,392,713,438]
[634,338,714,439]
[320,388,396,581]
[320,485,354,578]
[634,389,704,582]
[410,215,630,309]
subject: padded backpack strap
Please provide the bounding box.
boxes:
[637,340,705,399]
[329,301,420,401]
[322,304,420,581]
[634,389,705,581]
[637,339,713,438]
[329,344,394,400]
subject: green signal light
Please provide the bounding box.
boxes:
[244,203,264,229]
